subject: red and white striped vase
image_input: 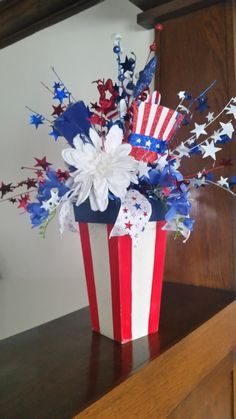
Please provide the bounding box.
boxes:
[78,221,166,344]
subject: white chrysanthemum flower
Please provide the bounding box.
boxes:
[62,125,138,212]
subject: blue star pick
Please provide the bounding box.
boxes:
[53,88,69,103]
[53,82,62,91]
[49,127,61,141]
[196,95,209,113]
[30,114,45,129]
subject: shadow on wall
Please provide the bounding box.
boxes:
[68,0,145,32]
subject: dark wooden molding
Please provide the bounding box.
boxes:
[129,0,173,12]
[129,0,228,28]
[0,0,104,49]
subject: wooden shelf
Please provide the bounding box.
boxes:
[0,282,235,418]
[129,0,227,28]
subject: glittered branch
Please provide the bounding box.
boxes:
[51,66,76,102]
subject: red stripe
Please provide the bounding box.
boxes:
[148,221,167,334]
[106,109,119,120]
[113,342,133,377]
[78,223,100,332]
[107,225,132,343]
[149,105,163,137]
[130,147,157,163]
[140,103,151,135]
[167,113,184,142]
[158,109,173,140]
[132,101,139,133]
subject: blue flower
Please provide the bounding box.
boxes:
[183,217,195,231]
[165,192,191,222]
[37,170,69,203]
[27,203,49,227]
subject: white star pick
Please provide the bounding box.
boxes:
[190,123,207,139]
[41,190,60,212]
[175,142,190,158]
[137,161,150,178]
[217,176,229,188]
[201,140,221,160]
[206,112,214,122]
[226,104,236,120]
[178,104,189,113]
[156,153,169,170]
[220,121,234,138]
[187,138,195,145]
[211,129,221,142]
[178,91,186,100]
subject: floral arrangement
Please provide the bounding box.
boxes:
[1,26,236,243]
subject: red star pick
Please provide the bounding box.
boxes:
[52,104,65,117]
[220,158,233,167]
[25,178,38,189]
[36,169,43,178]
[34,157,52,171]
[125,221,133,230]
[18,193,31,210]
[0,182,14,198]
[56,169,69,182]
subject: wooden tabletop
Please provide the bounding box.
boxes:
[0,282,235,419]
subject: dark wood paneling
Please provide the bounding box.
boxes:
[130,0,228,28]
[0,283,235,418]
[156,2,236,290]
[0,0,104,49]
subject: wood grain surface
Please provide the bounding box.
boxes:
[168,355,234,419]
[155,2,236,290]
[76,301,236,418]
[0,283,235,419]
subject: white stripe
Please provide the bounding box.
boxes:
[136,102,145,134]
[153,107,169,139]
[88,224,114,340]
[145,104,158,136]
[131,222,156,340]
[152,91,161,105]
[162,110,178,140]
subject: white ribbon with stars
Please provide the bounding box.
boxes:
[110,189,152,245]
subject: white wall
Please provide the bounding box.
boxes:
[0,0,153,339]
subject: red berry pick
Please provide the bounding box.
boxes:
[155,23,164,31]
[149,42,156,52]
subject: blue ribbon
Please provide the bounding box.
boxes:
[129,133,167,153]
